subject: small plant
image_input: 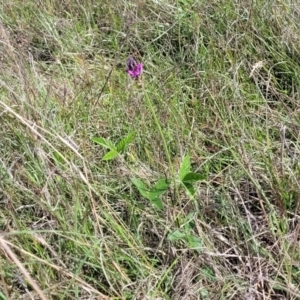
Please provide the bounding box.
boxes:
[167,212,203,253]
[92,131,135,160]
[179,153,206,197]
[131,177,170,210]
[166,154,205,252]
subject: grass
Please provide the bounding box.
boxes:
[1,0,300,299]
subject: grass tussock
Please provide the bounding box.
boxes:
[1,1,300,299]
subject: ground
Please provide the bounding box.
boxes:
[1,1,300,299]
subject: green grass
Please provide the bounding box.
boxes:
[1,0,300,299]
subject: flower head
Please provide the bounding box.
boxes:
[126,57,143,79]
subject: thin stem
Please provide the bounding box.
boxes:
[143,89,181,223]
[144,90,174,176]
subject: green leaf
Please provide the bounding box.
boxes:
[131,178,149,198]
[131,178,165,209]
[148,178,170,199]
[152,178,170,191]
[183,213,196,230]
[187,234,202,252]
[182,172,206,183]
[179,154,191,181]
[183,182,195,196]
[167,230,186,241]
[102,149,119,160]
[117,131,136,152]
[92,137,116,150]
[0,290,7,300]
[52,151,64,164]
[150,197,164,210]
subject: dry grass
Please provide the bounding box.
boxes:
[1,1,300,299]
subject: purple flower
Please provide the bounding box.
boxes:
[126,57,143,79]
